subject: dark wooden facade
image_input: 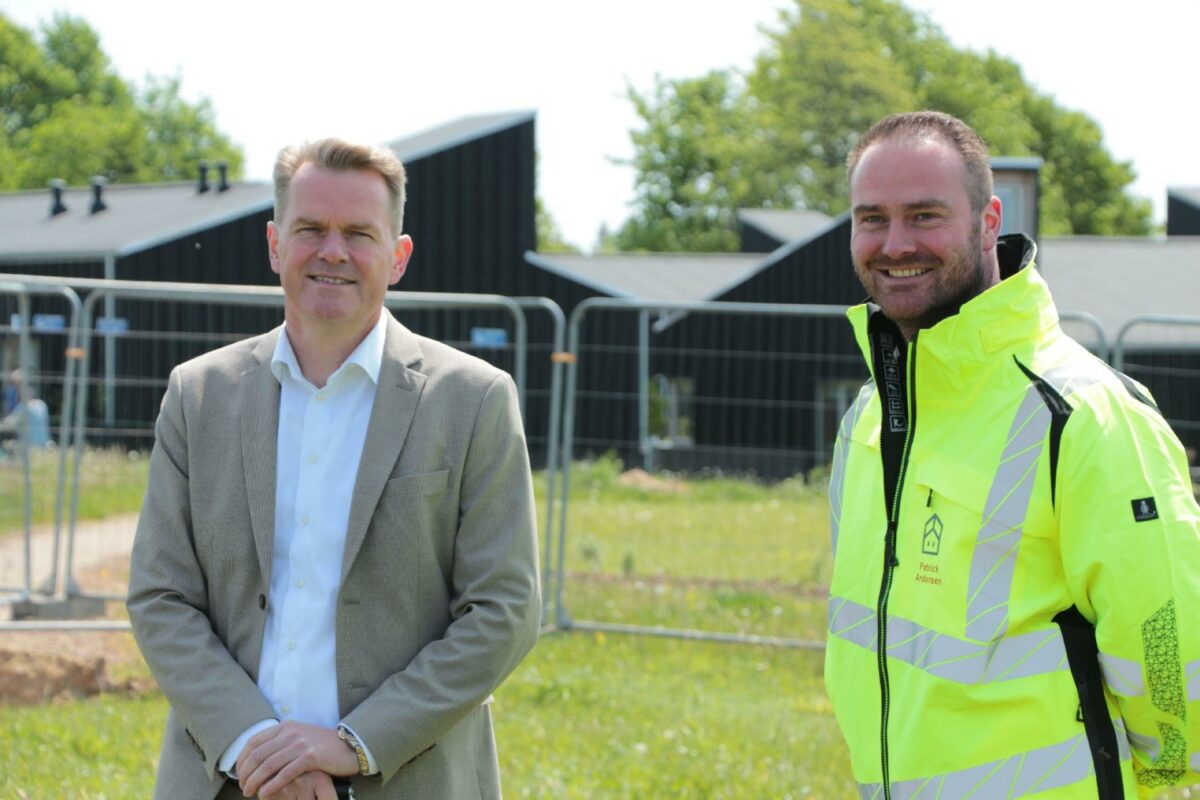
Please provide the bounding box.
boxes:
[1167,190,1200,237]
[1,113,546,455]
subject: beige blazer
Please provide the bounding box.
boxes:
[127,315,540,800]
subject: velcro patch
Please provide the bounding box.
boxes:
[1131,497,1159,522]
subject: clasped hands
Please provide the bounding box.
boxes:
[235,721,359,799]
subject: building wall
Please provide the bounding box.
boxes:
[1167,195,1200,237]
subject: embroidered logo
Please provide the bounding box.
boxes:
[922,514,943,556]
[1131,497,1159,522]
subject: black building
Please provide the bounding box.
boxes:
[0,111,544,452]
[1167,187,1200,237]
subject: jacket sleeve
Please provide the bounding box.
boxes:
[126,366,277,779]
[341,371,541,782]
[1057,381,1200,797]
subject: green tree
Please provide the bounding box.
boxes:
[0,12,242,191]
[616,70,758,252]
[136,75,243,182]
[536,197,580,254]
[617,0,1152,251]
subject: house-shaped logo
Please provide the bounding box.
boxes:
[922,514,943,556]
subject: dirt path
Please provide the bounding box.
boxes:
[0,516,151,704]
[0,513,139,601]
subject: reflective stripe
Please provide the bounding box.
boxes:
[966,387,1049,642]
[829,596,1069,684]
[857,720,1130,799]
[1099,651,1145,697]
[828,595,878,651]
[964,363,1108,642]
[1128,728,1162,761]
[1192,752,1200,771]
[1042,362,1107,401]
[829,382,875,558]
[1187,660,1200,702]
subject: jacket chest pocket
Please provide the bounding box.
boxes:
[892,458,993,633]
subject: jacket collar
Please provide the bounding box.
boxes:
[849,234,1057,381]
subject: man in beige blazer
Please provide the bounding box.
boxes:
[128,139,540,800]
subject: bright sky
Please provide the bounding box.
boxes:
[5,0,1198,250]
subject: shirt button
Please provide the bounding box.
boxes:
[306,452,319,463]
[286,640,297,652]
[300,514,310,526]
[295,578,306,589]
[280,705,292,716]
[315,392,327,403]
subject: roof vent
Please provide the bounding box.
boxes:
[217,161,230,192]
[89,176,107,215]
[197,160,210,194]
[49,179,68,217]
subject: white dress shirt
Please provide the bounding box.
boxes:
[219,314,388,775]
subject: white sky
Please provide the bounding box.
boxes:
[5,0,1198,250]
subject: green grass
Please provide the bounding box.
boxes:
[0,693,167,799]
[548,455,831,641]
[496,634,847,799]
[0,447,149,538]
[0,455,855,798]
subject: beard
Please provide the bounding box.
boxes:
[856,225,991,336]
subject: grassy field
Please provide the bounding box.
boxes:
[0,455,855,798]
[0,446,149,538]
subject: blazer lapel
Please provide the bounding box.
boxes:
[239,330,281,585]
[341,315,427,580]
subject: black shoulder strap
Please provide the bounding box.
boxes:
[1014,357,1073,507]
[1054,606,1125,799]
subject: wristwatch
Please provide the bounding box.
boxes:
[336,724,371,776]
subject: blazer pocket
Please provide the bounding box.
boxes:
[382,468,450,500]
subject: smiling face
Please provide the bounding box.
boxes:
[849,135,1002,339]
[267,163,412,349]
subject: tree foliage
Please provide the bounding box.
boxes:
[617,0,1152,251]
[0,12,243,191]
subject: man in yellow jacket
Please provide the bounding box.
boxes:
[826,110,1200,798]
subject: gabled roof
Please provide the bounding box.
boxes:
[525,251,766,303]
[736,208,831,245]
[0,111,537,263]
[1038,236,1200,349]
[0,181,274,261]
[1168,187,1200,207]
[386,110,535,163]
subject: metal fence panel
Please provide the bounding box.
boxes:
[552,299,859,646]
[0,275,555,627]
[0,279,81,603]
[1114,315,1200,474]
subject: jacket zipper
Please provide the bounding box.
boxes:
[873,330,918,799]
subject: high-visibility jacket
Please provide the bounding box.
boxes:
[825,234,1200,799]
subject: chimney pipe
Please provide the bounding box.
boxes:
[198,160,210,194]
[89,176,107,215]
[49,179,68,217]
[217,161,230,192]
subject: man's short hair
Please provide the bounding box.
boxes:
[847,111,994,214]
[273,138,408,235]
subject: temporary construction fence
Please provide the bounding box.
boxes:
[549,298,857,647]
[0,274,565,629]
[544,300,1200,647]
[1113,314,1200,470]
[0,279,83,602]
[3,274,1199,645]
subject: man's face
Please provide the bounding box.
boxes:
[267,163,412,344]
[849,136,1000,339]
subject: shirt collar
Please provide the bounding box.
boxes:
[270,312,389,388]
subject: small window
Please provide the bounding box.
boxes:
[649,375,695,446]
